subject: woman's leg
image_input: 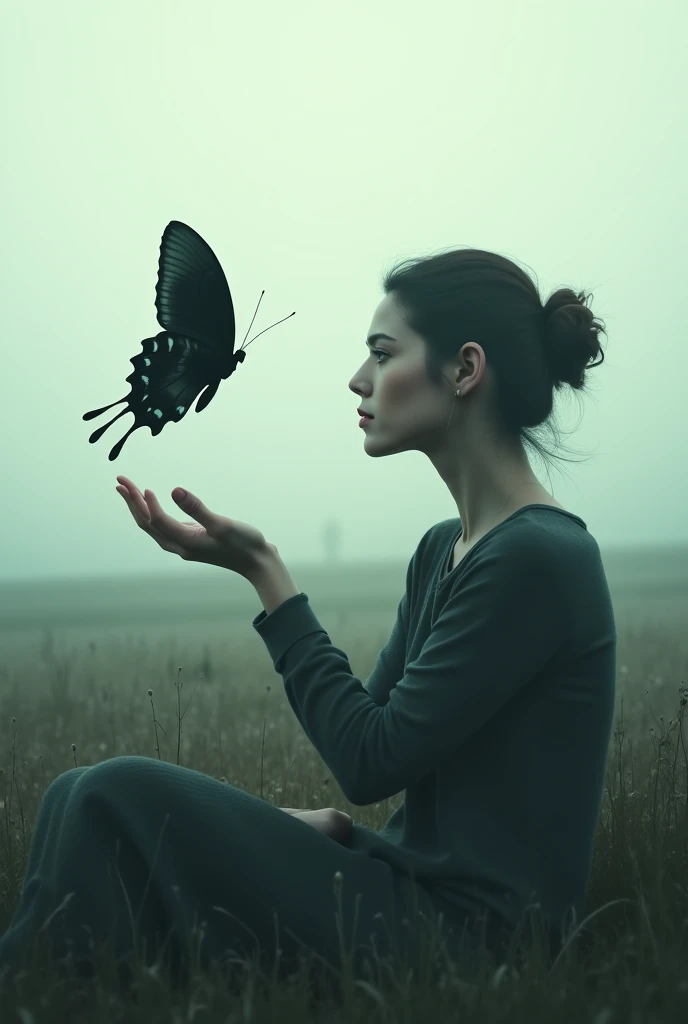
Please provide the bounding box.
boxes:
[0,756,455,993]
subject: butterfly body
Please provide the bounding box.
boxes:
[83,221,287,462]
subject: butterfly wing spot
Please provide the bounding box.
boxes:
[141,400,184,420]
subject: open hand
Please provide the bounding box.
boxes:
[115,474,273,579]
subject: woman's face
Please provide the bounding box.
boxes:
[348,292,460,458]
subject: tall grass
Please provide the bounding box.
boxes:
[1,611,687,1022]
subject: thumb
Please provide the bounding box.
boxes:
[172,487,213,524]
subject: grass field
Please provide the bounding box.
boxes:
[1,545,687,1021]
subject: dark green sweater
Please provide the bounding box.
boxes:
[253,505,616,943]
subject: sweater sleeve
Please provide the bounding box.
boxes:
[253,534,566,806]
[352,544,417,704]
[362,593,409,706]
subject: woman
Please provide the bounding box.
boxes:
[0,247,615,995]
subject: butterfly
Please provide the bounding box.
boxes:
[83,220,295,461]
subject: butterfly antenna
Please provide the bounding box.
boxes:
[240,291,296,351]
[239,290,265,349]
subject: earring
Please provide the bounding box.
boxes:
[455,388,461,396]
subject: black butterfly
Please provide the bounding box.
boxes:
[83,220,295,461]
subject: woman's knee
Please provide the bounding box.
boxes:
[45,755,153,795]
[76,754,160,798]
[43,764,91,800]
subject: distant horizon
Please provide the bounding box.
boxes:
[0,536,686,589]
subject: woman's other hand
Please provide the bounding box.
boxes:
[280,807,353,846]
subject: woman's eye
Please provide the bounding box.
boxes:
[372,350,388,364]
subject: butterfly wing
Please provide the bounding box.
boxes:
[83,331,242,461]
[155,220,236,379]
[83,221,239,460]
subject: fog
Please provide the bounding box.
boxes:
[2,0,685,584]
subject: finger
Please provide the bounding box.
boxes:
[144,489,197,546]
[143,488,174,524]
[116,485,150,526]
[116,474,143,501]
[117,487,186,556]
[115,476,150,519]
[120,483,151,523]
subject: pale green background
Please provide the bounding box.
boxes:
[2,0,685,583]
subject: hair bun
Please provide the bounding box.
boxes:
[542,288,606,388]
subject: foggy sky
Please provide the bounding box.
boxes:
[2,0,685,583]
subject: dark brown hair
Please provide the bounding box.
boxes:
[381,247,608,478]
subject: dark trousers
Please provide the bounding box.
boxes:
[0,756,500,994]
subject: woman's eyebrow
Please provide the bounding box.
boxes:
[366,333,398,346]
